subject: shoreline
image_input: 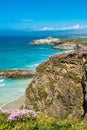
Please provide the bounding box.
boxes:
[1,50,73,110]
[2,95,25,110]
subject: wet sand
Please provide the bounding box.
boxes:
[2,95,25,110]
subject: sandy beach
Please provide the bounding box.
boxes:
[2,95,25,110]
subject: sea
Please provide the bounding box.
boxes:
[0,31,86,107]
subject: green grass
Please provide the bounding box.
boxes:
[65,71,81,83]
[0,113,87,130]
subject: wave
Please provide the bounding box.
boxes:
[0,79,4,83]
[11,68,27,70]
[0,84,5,87]
[11,68,18,70]
[30,64,39,67]
[0,94,24,108]
[11,68,24,70]
[25,63,39,69]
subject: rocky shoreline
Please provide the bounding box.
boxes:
[30,37,87,51]
[0,70,36,79]
[53,42,85,50]
[30,36,61,45]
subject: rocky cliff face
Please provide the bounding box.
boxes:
[25,51,87,119]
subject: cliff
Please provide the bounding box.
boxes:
[25,51,87,119]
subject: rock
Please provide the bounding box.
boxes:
[25,51,87,119]
[53,38,87,50]
[30,37,61,45]
[30,37,87,51]
[0,70,36,79]
[53,43,84,50]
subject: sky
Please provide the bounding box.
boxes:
[0,0,87,31]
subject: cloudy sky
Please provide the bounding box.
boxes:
[0,0,87,31]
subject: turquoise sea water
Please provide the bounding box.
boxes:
[0,35,66,107]
[0,33,85,107]
[0,36,63,70]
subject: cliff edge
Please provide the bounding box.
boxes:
[25,51,87,119]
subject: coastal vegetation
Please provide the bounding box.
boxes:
[1,110,87,130]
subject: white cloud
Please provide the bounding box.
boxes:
[40,24,87,31]
[57,24,81,30]
[40,27,55,31]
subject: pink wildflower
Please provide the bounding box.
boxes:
[8,109,37,121]
[0,109,10,114]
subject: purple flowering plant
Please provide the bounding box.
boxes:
[0,108,37,122]
[8,110,37,121]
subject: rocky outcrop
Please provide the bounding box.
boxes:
[53,43,84,50]
[30,37,60,45]
[0,70,36,79]
[30,37,87,50]
[25,51,87,119]
[53,38,87,50]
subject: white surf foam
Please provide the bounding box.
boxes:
[0,79,4,83]
[0,84,5,87]
[26,63,39,69]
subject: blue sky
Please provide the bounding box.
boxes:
[0,0,87,31]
